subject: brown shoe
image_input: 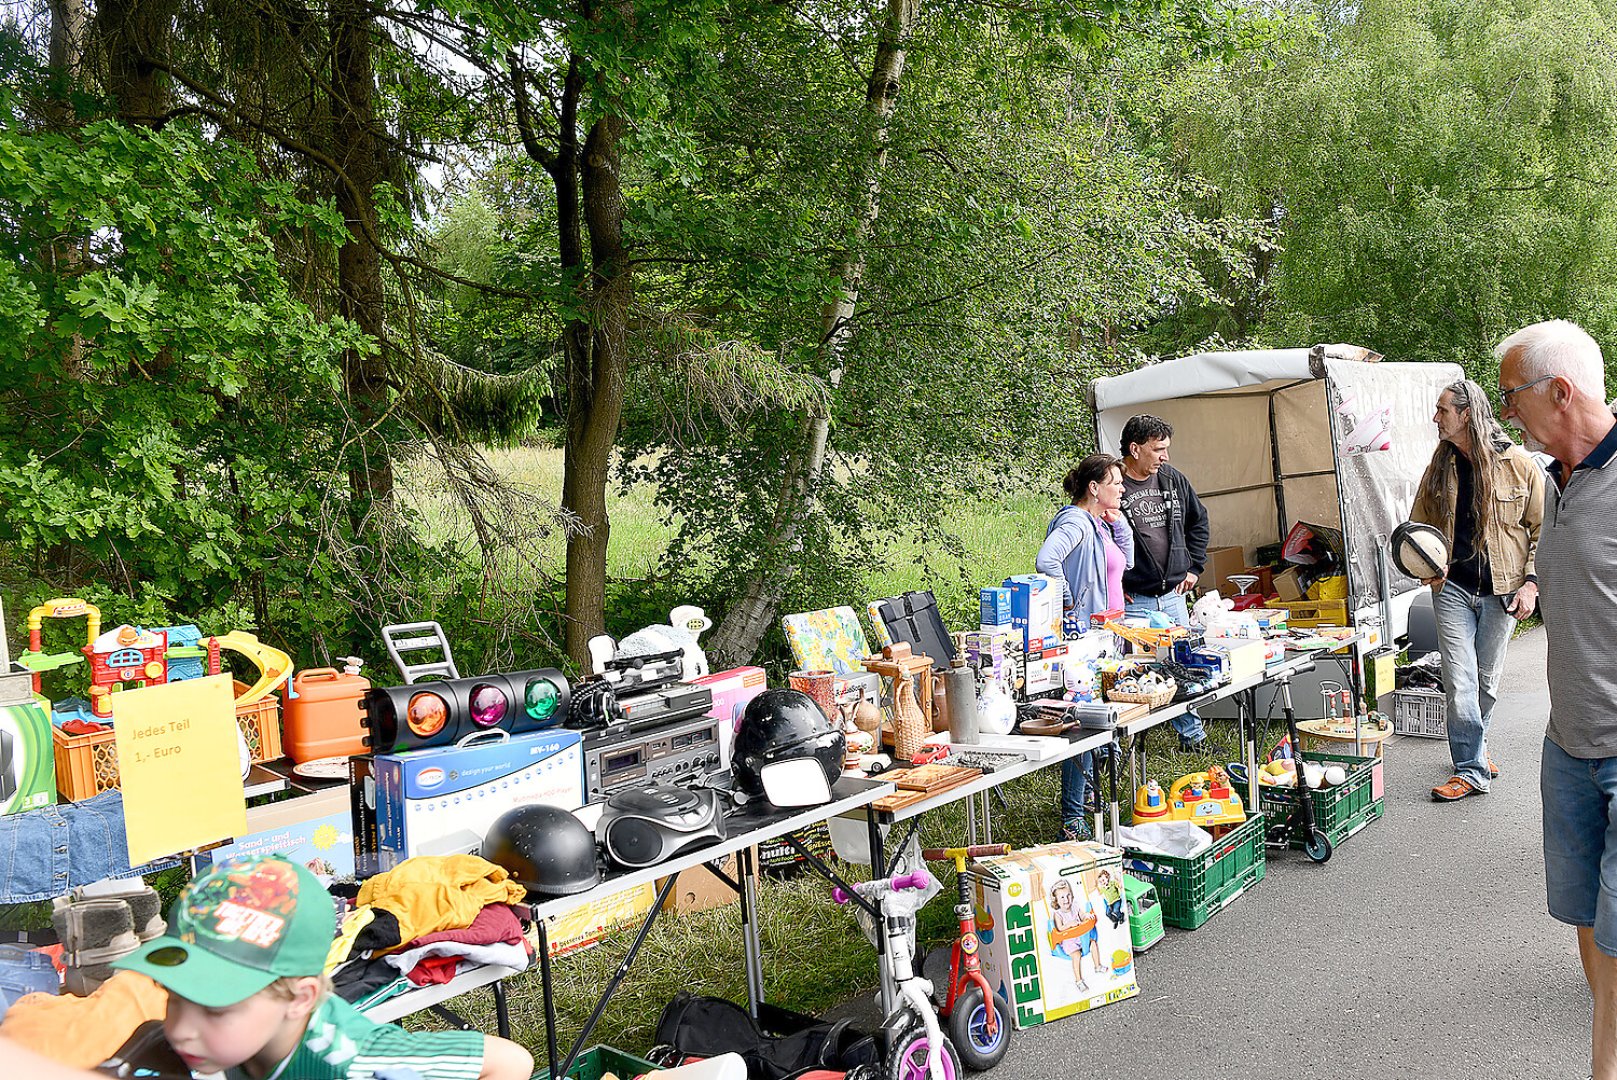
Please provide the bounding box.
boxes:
[1432,776,1485,801]
[1488,757,1500,779]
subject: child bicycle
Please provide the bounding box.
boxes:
[834,870,962,1080]
[920,846,1012,1071]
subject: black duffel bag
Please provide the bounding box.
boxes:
[651,992,879,1080]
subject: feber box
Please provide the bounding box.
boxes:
[969,841,1139,1029]
[356,729,583,875]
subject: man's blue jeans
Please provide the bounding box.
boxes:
[1124,590,1206,742]
[1432,581,1514,791]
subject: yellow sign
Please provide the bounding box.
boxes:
[113,675,247,864]
[1372,653,1396,700]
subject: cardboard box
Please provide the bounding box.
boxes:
[660,852,739,914]
[970,842,1138,1029]
[1205,546,1249,597]
[965,631,1016,685]
[1210,640,1267,682]
[1002,574,1062,653]
[1273,567,1306,601]
[359,728,583,874]
[979,588,1013,629]
[1023,642,1071,697]
[0,696,55,817]
[196,786,354,883]
[539,882,659,957]
[694,666,767,769]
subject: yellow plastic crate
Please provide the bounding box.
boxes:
[1273,599,1348,628]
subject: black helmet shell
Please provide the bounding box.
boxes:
[481,804,601,897]
[732,688,846,802]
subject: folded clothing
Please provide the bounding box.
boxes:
[354,855,525,952]
[0,970,167,1067]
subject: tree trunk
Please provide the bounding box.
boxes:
[707,0,920,666]
[330,0,395,524]
[560,110,631,669]
[94,0,179,128]
[46,0,88,383]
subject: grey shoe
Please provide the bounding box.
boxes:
[53,895,139,996]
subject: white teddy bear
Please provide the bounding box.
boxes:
[589,605,714,682]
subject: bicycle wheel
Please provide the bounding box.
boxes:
[947,985,1011,1071]
[885,1025,962,1080]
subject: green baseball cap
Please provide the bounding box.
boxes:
[114,855,336,1007]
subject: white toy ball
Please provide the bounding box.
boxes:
[1390,521,1449,580]
[1303,762,1326,789]
[1323,765,1347,787]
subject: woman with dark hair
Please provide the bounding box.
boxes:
[1036,453,1133,839]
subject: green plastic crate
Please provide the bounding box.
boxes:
[1259,752,1380,849]
[1122,812,1266,929]
[533,1045,658,1080]
[1123,871,1165,951]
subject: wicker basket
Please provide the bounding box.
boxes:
[1106,679,1177,710]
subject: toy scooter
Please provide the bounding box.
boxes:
[921,846,1013,1071]
[1265,665,1333,863]
[834,871,960,1080]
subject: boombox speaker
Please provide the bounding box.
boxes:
[362,668,571,753]
[595,784,727,869]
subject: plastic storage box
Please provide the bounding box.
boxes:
[1260,752,1383,849]
[1122,812,1266,929]
[1389,687,1446,738]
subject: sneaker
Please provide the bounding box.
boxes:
[1488,757,1500,779]
[1432,776,1485,801]
[1074,979,1090,993]
[1060,818,1093,843]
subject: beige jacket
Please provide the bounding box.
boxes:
[1411,441,1545,594]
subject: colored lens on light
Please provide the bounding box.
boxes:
[406,692,448,737]
[469,684,509,728]
[524,678,561,720]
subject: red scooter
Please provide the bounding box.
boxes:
[921,846,1013,1071]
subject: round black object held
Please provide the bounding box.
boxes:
[481,804,601,897]
[1390,520,1450,580]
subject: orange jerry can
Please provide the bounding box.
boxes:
[283,668,371,764]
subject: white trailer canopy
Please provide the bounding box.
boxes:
[1091,345,1464,634]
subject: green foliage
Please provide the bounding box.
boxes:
[1157,0,1617,381]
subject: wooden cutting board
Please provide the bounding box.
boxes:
[892,763,981,792]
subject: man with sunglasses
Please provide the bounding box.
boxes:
[1495,318,1617,1080]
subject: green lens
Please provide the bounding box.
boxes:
[525,678,560,719]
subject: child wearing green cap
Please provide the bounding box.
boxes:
[114,854,533,1080]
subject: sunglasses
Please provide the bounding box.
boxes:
[1499,373,1555,404]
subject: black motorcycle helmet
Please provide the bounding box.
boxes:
[481,804,601,897]
[731,689,846,806]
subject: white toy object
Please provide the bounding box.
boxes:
[599,604,714,681]
[1191,590,1233,627]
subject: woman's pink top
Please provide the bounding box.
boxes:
[1101,520,1127,612]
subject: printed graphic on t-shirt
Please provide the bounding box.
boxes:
[1121,473,1172,573]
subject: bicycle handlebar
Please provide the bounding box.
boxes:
[922,845,1009,861]
[833,870,933,905]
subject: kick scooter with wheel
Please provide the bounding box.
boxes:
[920,845,1012,1072]
[834,870,962,1080]
[1265,665,1333,863]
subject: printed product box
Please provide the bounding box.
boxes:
[965,631,1016,685]
[0,669,55,816]
[970,841,1139,1030]
[196,786,354,883]
[1002,574,1062,653]
[357,728,583,874]
[538,881,659,958]
[1023,642,1071,697]
[694,666,768,769]
[979,588,1013,629]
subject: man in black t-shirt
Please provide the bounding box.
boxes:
[1117,414,1210,749]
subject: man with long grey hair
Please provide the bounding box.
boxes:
[1496,319,1617,1080]
[1411,377,1544,802]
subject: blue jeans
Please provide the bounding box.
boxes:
[1124,590,1205,742]
[1541,737,1617,955]
[1060,751,1094,825]
[1432,582,1514,791]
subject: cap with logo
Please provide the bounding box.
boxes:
[113,854,336,1007]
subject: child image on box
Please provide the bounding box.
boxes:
[113,854,532,1080]
[1047,879,1108,992]
[1095,869,1125,929]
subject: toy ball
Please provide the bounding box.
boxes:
[1303,762,1326,789]
[1323,765,1347,787]
[1390,521,1449,580]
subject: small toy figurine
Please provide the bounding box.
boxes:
[1133,778,1169,820]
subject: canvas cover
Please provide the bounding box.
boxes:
[1091,349,1463,617]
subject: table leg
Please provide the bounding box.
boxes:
[866,809,895,1018]
[536,918,558,1080]
[738,845,766,1020]
[493,978,511,1041]
[966,789,978,843]
[1107,736,1121,844]
[981,790,994,845]
[1242,687,1259,817]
